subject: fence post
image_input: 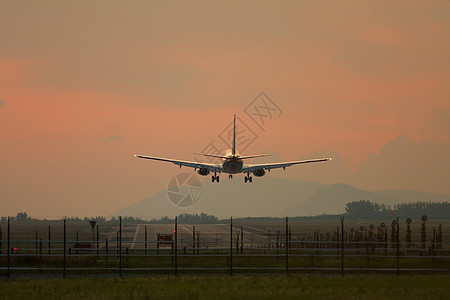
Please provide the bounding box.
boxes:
[105,238,109,269]
[116,231,119,256]
[285,217,289,275]
[366,236,370,270]
[384,226,388,255]
[174,216,178,276]
[230,217,233,276]
[277,230,280,257]
[192,226,196,255]
[396,216,400,276]
[341,216,344,277]
[156,233,160,255]
[7,217,10,279]
[76,231,79,257]
[35,230,39,255]
[119,216,122,277]
[48,225,51,255]
[432,227,436,270]
[97,225,99,258]
[196,232,200,255]
[63,218,66,278]
[240,226,244,254]
[39,239,42,274]
[145,225,147,257]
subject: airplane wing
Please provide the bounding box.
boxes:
[241,158,331,173]
[134,155,223,172]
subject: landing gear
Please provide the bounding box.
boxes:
[211,172,220,182]
[229,174,233,179]
[244,173,253,183]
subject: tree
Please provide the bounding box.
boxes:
[16,212,29,221]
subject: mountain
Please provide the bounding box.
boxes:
[111,176,324,218]
[280,183,398,216]
[111,176,450,218]
[285,135,450,197]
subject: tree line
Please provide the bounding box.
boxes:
[1,212,218,224]
[345,200,450,218]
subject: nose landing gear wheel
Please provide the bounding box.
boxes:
[212,173,220,182]
[244,172,253,183]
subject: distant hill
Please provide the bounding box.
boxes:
[280,183,398,216]
[111,176,324,218]
[111,176,450,218]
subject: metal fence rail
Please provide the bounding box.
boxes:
[1,216,449,278]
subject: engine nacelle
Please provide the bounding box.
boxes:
[253,169,266,177]
[197,168,210,176]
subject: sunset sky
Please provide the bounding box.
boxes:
[1,1,449,218]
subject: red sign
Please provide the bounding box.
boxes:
[158,234,173,245]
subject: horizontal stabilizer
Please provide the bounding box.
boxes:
[238,154,275,160]
[193,152,229,159]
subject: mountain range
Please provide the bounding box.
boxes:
[111,176,450,219]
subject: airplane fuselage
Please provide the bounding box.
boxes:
[222,157,243,174]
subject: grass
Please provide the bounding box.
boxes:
[0,275,449,299]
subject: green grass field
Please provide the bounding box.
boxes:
[0,275,449,299]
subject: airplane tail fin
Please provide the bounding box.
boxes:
[232,114,236,156]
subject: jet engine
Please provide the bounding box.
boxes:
[253,169,266,177]
[197,168,210,176]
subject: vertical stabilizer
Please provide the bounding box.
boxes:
[232,114,236,156]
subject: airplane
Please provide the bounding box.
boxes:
[135,115,331,183]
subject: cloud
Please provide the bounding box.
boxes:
[354,135,450,195]
[103,136,123,142]
[426,109,450,140]
[0,100,5,107]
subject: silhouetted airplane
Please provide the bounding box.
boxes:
[135,115,331,183]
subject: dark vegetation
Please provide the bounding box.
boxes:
[2,201,449,224]
[1,213,218,224]
[345,200,450,219]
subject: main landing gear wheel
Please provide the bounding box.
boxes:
[211,173,220,182]
[244,175,253,183]
[229,175,233,179]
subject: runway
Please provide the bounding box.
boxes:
[104,223,271,249]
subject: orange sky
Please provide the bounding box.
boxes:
[1,1,449,217]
